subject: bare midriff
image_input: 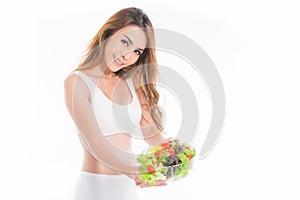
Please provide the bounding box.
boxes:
[80,133,133,175]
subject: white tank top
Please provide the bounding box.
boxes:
[72,70,142,136]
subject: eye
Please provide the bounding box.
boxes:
[134,50,142,55]
[121,39,129,46]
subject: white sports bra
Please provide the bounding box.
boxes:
[72,70,142,136]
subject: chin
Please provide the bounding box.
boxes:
[105,66,123,75]
[110,66,124,72]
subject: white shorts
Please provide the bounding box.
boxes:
[73,171,138,200]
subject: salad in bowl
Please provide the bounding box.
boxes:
[136,139,196,185]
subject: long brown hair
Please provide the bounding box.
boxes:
[72,7,164,133]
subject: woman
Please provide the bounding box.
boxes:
[64,7,168,200]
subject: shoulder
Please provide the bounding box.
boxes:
[64,71,91,101]
[64,72,79,87]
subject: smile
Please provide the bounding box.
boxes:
[113,56,124,66]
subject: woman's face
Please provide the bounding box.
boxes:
[103,25,147,72]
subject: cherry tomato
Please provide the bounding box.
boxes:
[186,154,193,160]
[146,164,156,174]
[162,143,172,149]
[155,150,162,158]
[169,150,175,156]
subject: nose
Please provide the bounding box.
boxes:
[120,50,133,62]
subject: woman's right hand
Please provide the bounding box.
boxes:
[132,173,167,188]
[124,168,167,188]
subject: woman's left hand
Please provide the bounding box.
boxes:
[161,137,174,144]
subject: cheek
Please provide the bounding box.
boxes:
[129,54,140,64]
[106,39,121,54]
[109,42,120,54]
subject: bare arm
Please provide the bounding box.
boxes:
[136,88,168,146]
[64,73,138,174]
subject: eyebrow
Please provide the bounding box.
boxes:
[123,34,145,52]
[124,35,133,45]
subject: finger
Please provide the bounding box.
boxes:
[166,137,174,142]
[155,181,167,186]
[135,180,144,186]
[139,181,167,188]
[156,179,166,183]
[139,182,149,188]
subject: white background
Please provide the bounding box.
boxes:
[1,0,300,199]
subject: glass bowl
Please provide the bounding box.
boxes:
[162,159,193,181]
[137,140,196,185]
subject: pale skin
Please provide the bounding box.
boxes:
[64,25,169,188]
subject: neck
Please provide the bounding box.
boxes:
[89,65,118,79]
[102,69,120,82]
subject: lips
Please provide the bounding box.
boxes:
[113,55,124,67]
